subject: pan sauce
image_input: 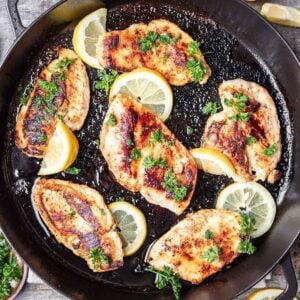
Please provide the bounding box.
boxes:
[4,2,292,293]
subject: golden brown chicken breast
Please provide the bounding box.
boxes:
[147,209,242,284]
[100,93,197,215]
[97,19,211,86]
[15,48,90,158]
[32,178,123,272]
[203,79,281,183]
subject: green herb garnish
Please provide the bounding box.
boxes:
[166,139,174,146]
[146,266,181,300]
[99,208,106,216]
[88,247,109,269]
[238,213,256,255]
[56,58,75,71]
[187,40,200,55]
[0,234,23,300]
[39,80,59,100]
[264,143,277,157]
[94,69,119,95]
[115,197,126,202]
[139,31,158,52]
[186,58,206,82]
[162,168,187,202]
[126,138,134,147]
[19,88,32,106]
[224,93,250,122]
[205,230,214,240]
[148,129,164,145]
[68,210,76,218]
[143,156,166,169]
[203,245,221,264]
[64,167,81,175]
[158,33,181,45]
[187,126,194,135]
[39,135,48,143]
[107,114,117,126]
[247,136,257,146]
[130,148,141,161]
[202,102,221,115]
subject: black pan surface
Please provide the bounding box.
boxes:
[0,0,299,299]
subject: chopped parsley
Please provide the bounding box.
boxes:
[55,58,75,80]
[247,136,257,146]
[205,230,214,240]
[203,245,221,264]
[39,80,59,101]
[39,135,48,143]
[0,234,23,300]
[187,40,200,55]
[143,156,166,169]
[162,168,187,202]
[126,138,134,147]
[68,210,76,218]
[88,247,109,269]
[130,148,141,161]
[187,126,194,135]
[202,102,221,115]
[94,69,119,95]
[224,93,250,122]
[166,139,174,146]
[64,167,81,175]
[139,31,158,52]
[186,58,206,82]
[148,129,163,145]
[99,208,106,216]
[146,266,181,300]
[264,143,277,157]
[158,33,181,45]
[19,88,32,106]
[238,213,256,255]
[107,114,117,126]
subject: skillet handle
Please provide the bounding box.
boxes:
[276,253,298,300]
[6,0,26,38]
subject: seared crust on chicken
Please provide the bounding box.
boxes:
[97,19,211,86]
[147,209,241,284]
[203,79,281,182]
[32,178,123,272]
[100,94,197,215]
[15,48,90,158]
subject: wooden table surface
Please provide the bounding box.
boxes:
[0,0,299,299]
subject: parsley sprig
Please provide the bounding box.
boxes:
[224,93,250,122]
[94,69,119,95]
[143,156,166,169]
[162,168,187,202]
[0,234,23,300]
[146,266,181,300]
[187,40,200,55]
[238,213,256,255]
[202,101,221,116]
[264,143,277,157]
[186,58,206,82]
[88,247,109,269]
[203,245,221,264]
[64,167,81,175]
[247,136,257,146]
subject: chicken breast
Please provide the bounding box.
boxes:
[100,94,197,215]
[32,178,123,272]
[15,48,90,158]
[203,79,281,183]
[97,19,211,86]
[147,209,242,284]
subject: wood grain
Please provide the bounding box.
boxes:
[0,0,298,299]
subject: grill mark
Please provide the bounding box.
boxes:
[172,45,187,68]
[143,167,165,189]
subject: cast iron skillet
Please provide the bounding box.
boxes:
[0,0,299,299]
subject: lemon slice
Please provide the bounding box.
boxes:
[261,3,300,27]
[72,8,107,68]
[38,120,79,176]
[109,68,173,121]
[216,182,276,238]
[108,201,147,257]
[190,148,236,179]
[247,288,298,300]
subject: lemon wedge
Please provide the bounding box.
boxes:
[246,288,298,300]
[72,8,107,68]
[109,68,173,121]
[38,120,79,176]
[216,182,276,238]
[190,148,236,179]
[108,201,147,257]
[261,3,300,27]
